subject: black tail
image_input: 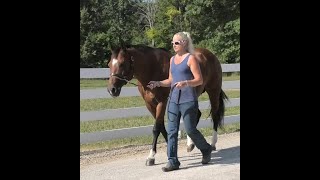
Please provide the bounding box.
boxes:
[209,90,229,131]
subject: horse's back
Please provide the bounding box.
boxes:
[194,48,222,90]
[194,48,221,68]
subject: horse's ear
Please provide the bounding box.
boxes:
[119,44,129,54]
[120,43,127,51]
[110,44,116,53]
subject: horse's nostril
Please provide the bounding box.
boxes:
[111,87,116,94]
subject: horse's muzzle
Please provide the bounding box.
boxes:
[107,86,121,97]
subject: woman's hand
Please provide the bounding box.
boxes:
[147,81,160,89]
[174,80,189,89]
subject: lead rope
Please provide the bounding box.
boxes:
[111,73,163,103]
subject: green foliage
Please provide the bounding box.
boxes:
[198,18,240,63]
[80,32,109,67]
[145,28,157,40]
[165,6,181,22]
[80,0,240,67]
[80,0,141,67]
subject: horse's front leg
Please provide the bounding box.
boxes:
[145,101,167,166]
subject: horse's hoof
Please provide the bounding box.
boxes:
[187,144,195,152]
[145,158,155,166]
[212,145,216,151]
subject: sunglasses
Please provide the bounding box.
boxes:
[171,41,183,45]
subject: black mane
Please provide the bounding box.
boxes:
[121,44,169,52]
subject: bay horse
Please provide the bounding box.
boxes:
[107,44,228,165]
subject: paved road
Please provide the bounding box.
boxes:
[80,132,240,180]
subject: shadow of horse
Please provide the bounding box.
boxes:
[152,146,240,169]
[183,146,240,169]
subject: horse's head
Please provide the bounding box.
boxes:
[107,46,134,97]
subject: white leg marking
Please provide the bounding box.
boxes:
[187,135,194,146]
[178,117,183,139]
[147,149,156,159]
[211,130,218,146]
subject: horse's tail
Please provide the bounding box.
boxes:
[209,89,229,131]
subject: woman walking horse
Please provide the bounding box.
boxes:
[107,44,228,166]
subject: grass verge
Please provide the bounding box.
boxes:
[80,89,239,111]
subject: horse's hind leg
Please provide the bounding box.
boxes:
[206,88,222,151]
[186,86,205,152]
[186,109,201,152]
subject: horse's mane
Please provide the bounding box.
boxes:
[111,44,170,62]
[120,44,169,53]
[125,44,154,52]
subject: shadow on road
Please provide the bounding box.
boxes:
[179,145,240,170]
[151,145,239,170]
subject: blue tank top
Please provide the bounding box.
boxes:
[169,54,197,104]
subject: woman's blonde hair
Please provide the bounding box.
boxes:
[175,31,195,54]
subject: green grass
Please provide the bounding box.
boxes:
[80,79,108,89]
[80,106,239,133]
[80,73,239,90]
[80,122,240,152]
[80,89,239,111]
[222,72,240,81]
[80,79,139,89]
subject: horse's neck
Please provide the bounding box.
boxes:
[130,48,169,87]
[130,50,152,86]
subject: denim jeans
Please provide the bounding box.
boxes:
[166,101,211,167]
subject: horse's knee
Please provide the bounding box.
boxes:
[152,126,161,136]
[153,122,167,135]
[152,129,160,137]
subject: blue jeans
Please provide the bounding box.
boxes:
[166,101,211,167]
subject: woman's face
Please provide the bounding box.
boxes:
[172,35,185,53]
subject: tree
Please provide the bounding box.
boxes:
[80,0,240,67]
[198,18,240,63]
[135,0,158,46]
[80,0,139,67]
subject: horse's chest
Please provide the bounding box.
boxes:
[143,90,159,105]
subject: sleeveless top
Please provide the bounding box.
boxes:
[169,54,197,104]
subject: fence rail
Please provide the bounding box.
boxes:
[80,63,240,79]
